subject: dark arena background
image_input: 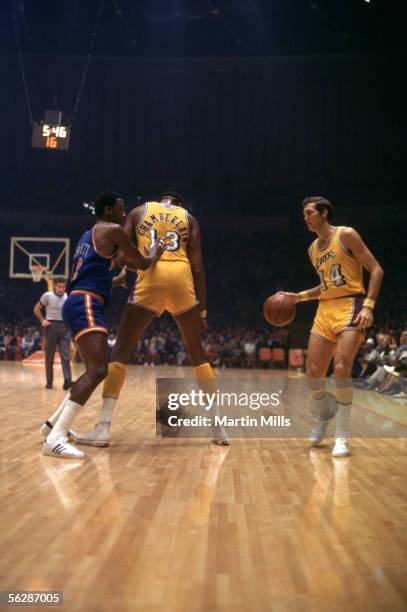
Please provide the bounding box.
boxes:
[0,2,406,611]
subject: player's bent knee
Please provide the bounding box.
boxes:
[89,365,108,385]
[111,345,132,364]
[334,360,352,379]
[306,362,324,380]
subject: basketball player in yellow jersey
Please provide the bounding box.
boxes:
[283,197,383,457]
[75,191,229,446]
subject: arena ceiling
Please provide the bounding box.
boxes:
[0,0,405,59]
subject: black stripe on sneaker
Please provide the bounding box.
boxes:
[53,444,64,454]
[45,420,53,429]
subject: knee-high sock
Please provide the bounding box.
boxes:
[47,400,82,443]
[46,393,71,426]
[308,379,332,421]
[194,363,217,402]
[335,379,353,438]
[193,363,229,441]
[100,362,128,423]
[194,363,217,415]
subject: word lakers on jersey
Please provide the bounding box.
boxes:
[129,202,198,316]
[309,227,365,344]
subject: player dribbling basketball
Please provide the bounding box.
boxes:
[283,197,383,457]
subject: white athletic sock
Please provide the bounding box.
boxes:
[47,393,71,426]
[335,404,352,439]
[100,397,117,424]
[47,400,82,443]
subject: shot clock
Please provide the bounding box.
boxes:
[31,110,71,151]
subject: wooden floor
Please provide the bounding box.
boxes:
[1,362,406,612]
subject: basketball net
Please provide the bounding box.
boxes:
[30,264,46,283]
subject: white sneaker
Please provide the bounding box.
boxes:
[332,438,350,458]
[211,425,230,446]
[310,420,328,446]
[42,439,86,459]
[40,421,77,442]
[75,422,110,447]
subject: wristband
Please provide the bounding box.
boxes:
[199,310,207,319]
[298,291,311,302]
[363,298,375,310]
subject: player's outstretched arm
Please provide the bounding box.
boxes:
[341,227,384,328]
[187,214,207,330]
[281,286,322,304]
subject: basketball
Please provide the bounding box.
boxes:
[263,292,296,326]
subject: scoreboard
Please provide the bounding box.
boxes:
[31,123,71,151]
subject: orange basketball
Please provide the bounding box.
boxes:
[263,293,295,327]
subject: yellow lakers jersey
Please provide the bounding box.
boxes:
[309,226,365,299]
[135,202,190,262]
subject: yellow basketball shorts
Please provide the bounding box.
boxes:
[128,260,198,316]
[311,296,364,345]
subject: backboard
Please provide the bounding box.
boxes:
[9,237,70,284]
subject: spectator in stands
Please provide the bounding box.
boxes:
[360,333,391,380]
[353,338,375,377]
[376,331,407,397]
[146,336,160,366]
[244,333,256,368]
[0,326,17,360]
[357,330,406,390]
[20,329,35,358]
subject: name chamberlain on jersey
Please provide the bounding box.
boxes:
[137,211,189,244]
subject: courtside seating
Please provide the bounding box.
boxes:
[258,347,272,368]
[271,348,285,369]
[15,336,22,361]
[289,348,304,370]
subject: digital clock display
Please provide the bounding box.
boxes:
[31,123,71,150]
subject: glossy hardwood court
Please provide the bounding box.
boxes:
[1,363,406,612]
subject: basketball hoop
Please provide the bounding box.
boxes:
[30,264,46,283]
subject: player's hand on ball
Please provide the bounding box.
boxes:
[280,292,300,304]
[354,306,373,329]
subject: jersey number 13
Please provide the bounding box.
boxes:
[149,229,180,252]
